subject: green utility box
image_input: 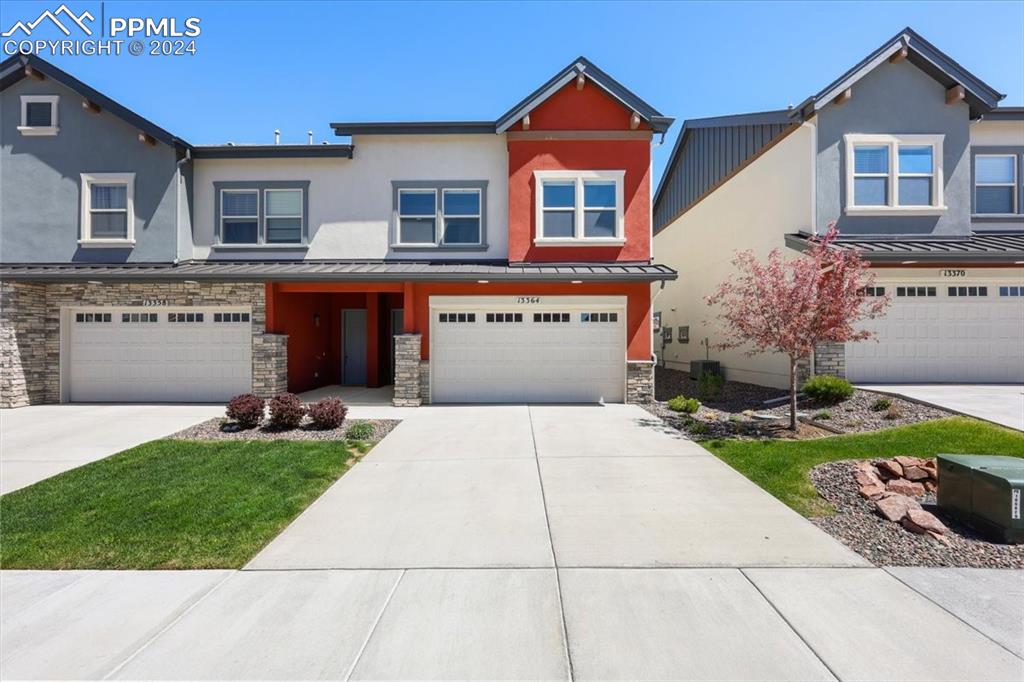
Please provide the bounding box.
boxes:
[937,454,1024,544]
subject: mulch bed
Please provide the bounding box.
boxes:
[649,367,951,441]
[169,418,401,443]
[810,460,1024,568]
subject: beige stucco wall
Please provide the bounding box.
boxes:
[652,123,815,389]
[970,119,1024,146]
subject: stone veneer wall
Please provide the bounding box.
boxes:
[0,280,288,405]
[1,282,48,408]
[626,360,655,403]
[813,341,847,379]
[393,333,422,407]
[418,361,431,405]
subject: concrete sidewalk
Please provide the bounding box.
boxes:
[3,404,1022,679]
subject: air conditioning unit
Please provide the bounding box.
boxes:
[937,454,1024,544]
[690,360,721,381]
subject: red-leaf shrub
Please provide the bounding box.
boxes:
[308,397,348,430]
[267,393,306,430]
[226,393,264,429]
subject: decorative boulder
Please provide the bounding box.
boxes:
[903,465,931,482]
[859,482,886,500]
[854,468,883,488]
[876,460,903,479]
[894,456,925,469]
[874,494,922,522]
[886,479,926,497]
[901,508,948,535]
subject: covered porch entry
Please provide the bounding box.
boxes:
[265,283,407,396]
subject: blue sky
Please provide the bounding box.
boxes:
[2,1,1022,185]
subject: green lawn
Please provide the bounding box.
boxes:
[703,417,1024,518]
[0,439,355,569]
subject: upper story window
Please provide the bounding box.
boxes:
[974,154,1019,215]
[391,181,488,250]
[214,181,309,247]
[79,173,134,247]
[534,170,625,245]
[18,95,59,136]
[845,134,945,215]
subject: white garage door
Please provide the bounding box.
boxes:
[846,284,1024,383]
[67,308,253,402]
[431,296,626,403]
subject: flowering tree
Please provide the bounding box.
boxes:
[705,226,890,430]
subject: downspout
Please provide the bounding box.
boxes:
[174,148,192,264]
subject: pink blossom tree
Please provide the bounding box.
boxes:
[705,226,890,430]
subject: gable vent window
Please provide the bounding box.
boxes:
[19,95,59,135]
[845,135,944,215]
[896,286,936,297]
[948,286,988,297]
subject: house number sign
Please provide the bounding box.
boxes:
[940,269,967,278]
[516,297,541,304]
[141,299,169,306]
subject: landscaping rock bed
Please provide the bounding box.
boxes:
[648,367,951,440]
[810,459,1024,568]
[169,418,400,443]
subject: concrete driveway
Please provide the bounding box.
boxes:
[0,404,223,494]
[859,384,1024,431]
[3,404,1022,680]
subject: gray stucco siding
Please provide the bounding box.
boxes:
[0,76,180,263]
[815,59,972,238]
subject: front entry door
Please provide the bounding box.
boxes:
[342,309,367,385]
[390,309,404,383]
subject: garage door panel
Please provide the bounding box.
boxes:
[847,288,1023,383]
[431,301,626,404]
[68,308,252,403]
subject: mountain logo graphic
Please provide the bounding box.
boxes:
[2,4,95,38]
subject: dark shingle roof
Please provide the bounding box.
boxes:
[784,232,1024,263]
[0,261,677,282]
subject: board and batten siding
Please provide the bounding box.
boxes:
[654,120,794,232]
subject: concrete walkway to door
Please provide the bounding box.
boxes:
[4,405,1022,680]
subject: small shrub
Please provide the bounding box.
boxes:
[346,422,375,441]
[686,419,710,435]
[814,410,832,420]
[871,397,893,412]
[308,397,348,430]
[697,372,725,401]
[728,414,743,423]
[802,375,854,404]
[267,393,306,430]
[884,404,903,420]
[667,395,700,414]
[225,393,264,429]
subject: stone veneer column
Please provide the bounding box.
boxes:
[813,341,847,379]
[252,333,288,397]
[393,333,422,407]
[418,360,431,405]
[0,281,48,408]
[625,360,655,403]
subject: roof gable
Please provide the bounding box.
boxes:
[792,27,1004,120]
[0,53,188,149]
[495,57,671,134]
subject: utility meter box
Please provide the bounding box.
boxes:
[937,454,1024,544]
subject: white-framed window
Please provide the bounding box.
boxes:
[844,134,945,215]
[80,173,134,246]
[974,154,1018,215]
[534,170,625,245]
[397,189,437,244]
[441,188,482,245]
[19,95,59,135]
[264,188,303,244]
[220,189,259,244]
